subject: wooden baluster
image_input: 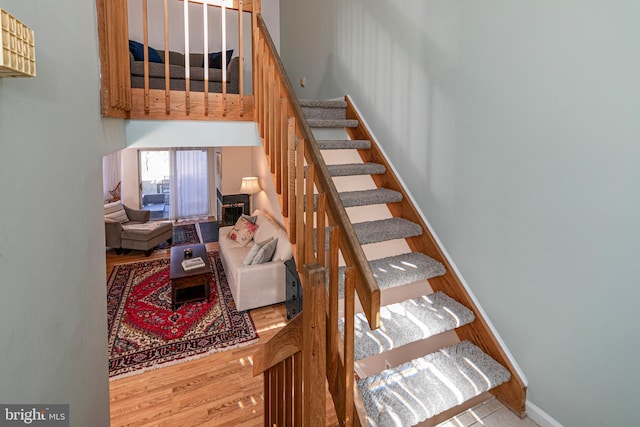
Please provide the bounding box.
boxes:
[293,351,302,427]
[163,0,170,114]
[278,97,287,195]
[120,0,129,109]
[284,357,293,427]
[261,58,268,148]
[256,48,263,135]
[104,0,119,109]
[277,361,285,427]
[183,0,191,114]
[238,0,244,114]
[316,193,326,268]
[302,263,327,427]
[264,368,272,426]
[327,227,340,365]
[305,162,315,264]
[343,266,356,427]
[202,1,209,115]
[283,114,294,220]
[117,0,129,110]
[271,81,280,174]
[252,4,258,105]
[272,365,278,425]
[295,138,305,264]
[142,0,149,112]
[221,2,227,115]
[265,64,272,156]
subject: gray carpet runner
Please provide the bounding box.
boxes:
[307,118,359,128]
[301,97,514,427]
[339,292,475,361]
[358,340,512,427]
[334,252,445,299]
[316,139,371,150]
[354,218,422,245]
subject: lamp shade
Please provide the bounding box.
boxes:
[239,176,261,194]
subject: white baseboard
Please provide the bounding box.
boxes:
[526,401,564,427]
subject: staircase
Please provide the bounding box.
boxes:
[300,98,517,426]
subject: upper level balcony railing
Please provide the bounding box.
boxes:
[97,0,259,121]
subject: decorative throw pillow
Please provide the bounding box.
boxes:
[251,237,278,265]
[243,237,273,265]
[206,49,234,69]
[129,40,163,64]
[271,229,293,262]
[227,216,259,246]
[104,201,129,223]
[242,214,258,224]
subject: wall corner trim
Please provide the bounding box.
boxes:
[526,401,564,427]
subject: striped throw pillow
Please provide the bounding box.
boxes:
[104,201,129,223]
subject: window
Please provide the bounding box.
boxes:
[139,149,210,220]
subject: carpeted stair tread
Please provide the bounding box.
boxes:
[310,188,403,210]
[300,99,350,121]
[339,292,475,361]
[299,99,348,109]
[340,188,403,207]
[316,139,371,150]
[358,340,511,427]
[326,163,386,177]
[335,252,446,299]
[307,118,359,128]
[353,218,423,245]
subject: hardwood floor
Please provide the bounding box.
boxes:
[106,243,338,426]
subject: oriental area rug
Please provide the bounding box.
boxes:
[107,250,258,379]
[172,223,201,245]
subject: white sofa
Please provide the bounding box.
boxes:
[219,209,292,311]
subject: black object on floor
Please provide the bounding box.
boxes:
[285,258,302,320]
[199,221,219,243]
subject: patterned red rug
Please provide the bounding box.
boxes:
[172,223,201,245]
[107,250,258,379]
[156,223,201,249]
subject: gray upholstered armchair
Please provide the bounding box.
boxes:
[104,201,173,256]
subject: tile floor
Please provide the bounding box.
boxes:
[438,398,540,427]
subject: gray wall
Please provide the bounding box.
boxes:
[0,0,125,425]
[280,1,640,425]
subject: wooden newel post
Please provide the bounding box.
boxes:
[302,263,327,426]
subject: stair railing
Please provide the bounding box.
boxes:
[251,14,381,426]
[96,0,257,121]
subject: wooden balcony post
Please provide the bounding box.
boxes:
[302,263,327,427]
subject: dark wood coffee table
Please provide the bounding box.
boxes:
[169,243,212,310]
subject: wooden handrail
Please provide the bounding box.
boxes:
[253,315,302,375]
[252,14,384,426]
[256,14,380,330]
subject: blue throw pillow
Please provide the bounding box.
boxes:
[207,49,234,69]
[128,40,163,64]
